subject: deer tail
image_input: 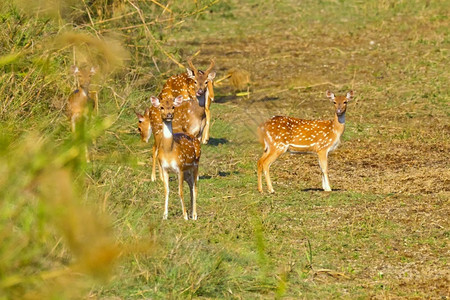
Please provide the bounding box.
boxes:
[257,124,268,152]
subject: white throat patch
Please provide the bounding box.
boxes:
[163,122,172,138]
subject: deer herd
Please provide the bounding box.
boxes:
[67,60,354,220]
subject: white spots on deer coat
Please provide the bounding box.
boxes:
[261,114,344,153]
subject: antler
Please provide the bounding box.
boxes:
[187,58,198,76]
[205,58,215,74]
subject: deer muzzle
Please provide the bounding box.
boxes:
[196,89,204,96]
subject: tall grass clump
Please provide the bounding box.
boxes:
[0,128,120,299]
[0,0,222,298]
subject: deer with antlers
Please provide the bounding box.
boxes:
[257,91,354,193]
[67,65,97,132]
[136,59,215,181]
[149,94,201,220]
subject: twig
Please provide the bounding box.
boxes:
[182,0,221,18]
[99,18,175,33]
[314,269,350,279]
[127,0,184,69]
[79,11,138,27]
[214,73,232,84]
[150,0,173,13]
[81,0,101,39]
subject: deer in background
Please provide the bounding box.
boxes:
[186,59,215,144]
[257,90,354,193]
[136,59,215,181]
[150,94,201,220]
[67,65,96,132]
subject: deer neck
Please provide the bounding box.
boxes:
[333,112,346,135]
[337,112,346,124]
[161,120,174,152]
[78,84,90,97]
[196,87,210,108]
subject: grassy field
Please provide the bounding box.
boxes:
[1,0,449,299]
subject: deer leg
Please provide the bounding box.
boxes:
[178,171,188,220]
[318,151,331,191]
[185,169,198,220]
[93,91,99,115]
[158,161,163,182]
[192,167,199,220]
[162,169,170,219]
[70,115,77,132]
[151,142,164,181]
[85,145,90,163]
[262,148,285,194]
[201,107,211,144]
[257,148,270,193]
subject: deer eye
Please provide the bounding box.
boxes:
[138,128,141,132]
[172,106,175,109]
[333,101,337,104]
[160,107,164,110]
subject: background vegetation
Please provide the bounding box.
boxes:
[0,0,448,298]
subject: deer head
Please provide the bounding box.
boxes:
[71,65,96,90]
[151,95,184,122]
[326,90,353,116]
[186,59,216,97]
[136,108,152,143]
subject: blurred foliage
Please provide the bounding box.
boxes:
[0,0,220,298]
[0,125,118,299]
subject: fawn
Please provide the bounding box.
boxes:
[257,90,354,193]
[150,94,201,220]
[136,59,215,181]
[67,65,96,132]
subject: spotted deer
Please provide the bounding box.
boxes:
[67,65,96,132]
[150,94,201,220]
[136,59,215,181]
[257,91,354,193]
[186,59,215,144]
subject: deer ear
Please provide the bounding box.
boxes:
[135,110,144,122]
[326,90,335,101]
[71,65,79,74]
[173,95,184,107]
[186,68,195,79]
[346,90,354,100]
[150,96,160,108]
[144,107,150,117]
[207,71,216,81]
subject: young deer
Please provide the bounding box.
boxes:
[150,95,201,220]
[186,59,216,144]
[67,65,96,132]
[136,59,215,181]
[257,90,354,193]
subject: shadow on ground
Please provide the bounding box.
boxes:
[200,171,239,179]
[206,137,229,146]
